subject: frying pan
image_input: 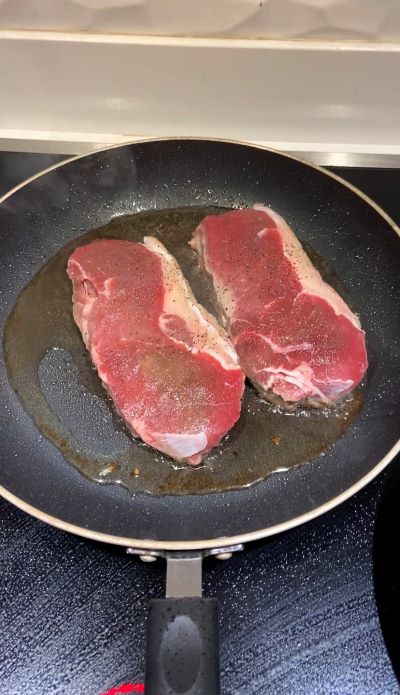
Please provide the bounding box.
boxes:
[1,139,399,694]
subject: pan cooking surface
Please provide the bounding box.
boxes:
[3,206,363,496]
[0,140,399,544]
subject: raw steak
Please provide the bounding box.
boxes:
[192,205,368,406]
[67,238,244,464]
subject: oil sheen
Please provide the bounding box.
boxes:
[3,206,363,496]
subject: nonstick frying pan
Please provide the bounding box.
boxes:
[1,139,399,694]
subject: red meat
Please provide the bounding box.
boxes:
[67,238,244,463]
[192,205,368,406]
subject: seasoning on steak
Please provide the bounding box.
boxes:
[67,238,244,464]
[192,205,368,407]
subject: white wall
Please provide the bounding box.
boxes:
[1,0,400,41]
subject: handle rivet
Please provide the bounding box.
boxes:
[215,552,232,560]
[140,554,157,563]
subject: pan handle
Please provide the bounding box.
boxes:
[145,596,220,695]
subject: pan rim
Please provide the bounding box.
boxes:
[0,136,399,550]
[1,439,399,549]
[1,136,400,237]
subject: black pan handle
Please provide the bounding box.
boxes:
[145,597,220,694]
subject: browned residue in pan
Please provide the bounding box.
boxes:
[3,206,363,496]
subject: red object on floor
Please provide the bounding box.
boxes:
[100,684,145,694]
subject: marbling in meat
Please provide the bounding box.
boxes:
[67,238,244,463]
[192,205,368,406]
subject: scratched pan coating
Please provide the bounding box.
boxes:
[0,139,399,545]
[4,205,362,496]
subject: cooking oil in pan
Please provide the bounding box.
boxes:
[3,206,363,496]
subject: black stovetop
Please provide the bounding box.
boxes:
[0,153,399,695]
